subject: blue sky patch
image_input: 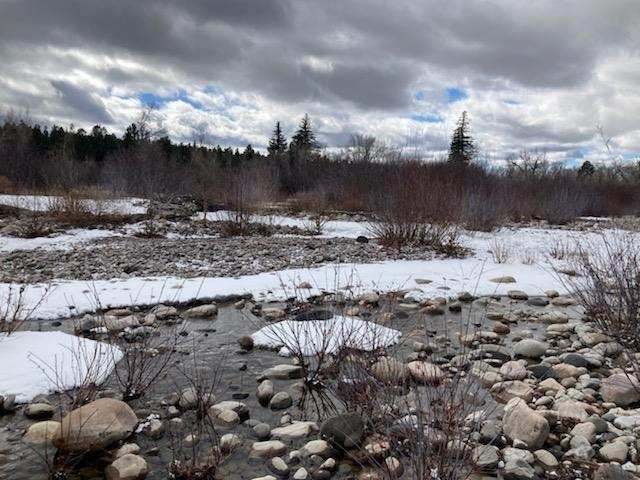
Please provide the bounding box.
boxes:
[445,87,468,103]
[138,89,204,110]
[410,113,443,123]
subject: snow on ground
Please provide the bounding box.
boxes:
[1,210,638,320]
[0,258,572,321]
[0,331,122,403]
[197,210,371,239]
[252,315,402,356]
[0,194,148,215]
[0,228,125,252]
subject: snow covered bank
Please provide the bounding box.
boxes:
[0,194,148,215]
[0,257,572,321]
[0,331,122,403]
[198,210,371,239]
[252,315,402,356]
[0,228,125,252]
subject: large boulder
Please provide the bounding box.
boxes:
[55,398,138,452]
[600,373,640,407]
[502,398,549,449]
[321,413,365,449]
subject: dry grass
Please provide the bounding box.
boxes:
[488,238,512,264]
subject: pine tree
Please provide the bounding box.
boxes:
[267,121,287,155]
[578,160,595,177]
[448,111,475,165]
[290,114,319,152]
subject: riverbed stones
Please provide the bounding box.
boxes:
[371,357,407,384]
[270,392,293,410]
[508,290,529,300]
[599,441,628,462]
[490,276,516,284]
[55,398,138,452]
[257,380,275,405]
[183,303,218,318]
[150,304,177,319]
[259,364,304,380]
[490,381,534,403]
[24,401,55,419]
[513,339,546,359]
[272,421,319,440]
[601,373,640,406]
[406,361,444,384]
[23,420,61,445]
[105,454,148,480]
[251,440,287,458]
[302,439,331,457]
[473,444,500,469]
[268,456,290,477]
[321,413,364,448]
[502,398,549,449]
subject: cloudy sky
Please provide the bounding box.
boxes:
[1,0,639,163]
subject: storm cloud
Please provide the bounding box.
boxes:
[0,0,639,161]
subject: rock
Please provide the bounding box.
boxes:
[527,297,549,307]
[272,421,319,440]
[384,456,404,478]
[259,364,304,380]
[211,400,249,419]
[115,444,141,458]
[56,398,138,452]
[269,456,290,477]
[490,276,516,284]
[24,402,55,419]
[406,361,444,384]
[178,387,207,411]
[513,339,546,359]
[551,363,584,380]
[293,468,309,479]
[414,278,432,285]
[105,454,148,480]
[213,409,240,428]
[321,413,365,449]
[254,422,272,440]
[263,307,286,320]
[507,290,529,300]
[594,463,632,480]
[257,380,275,405]
[270,392,293,410]
[145,418,164,439]
[599,441,628,463]
[502,398,549,449]
[302,439,331,457]
[601,374,640,406]
[500,361,528,381]
[238,335,254,350]
[184,304,218,318]
[551,296,575,307]
[555,399,588,423]
[371,357,407,384]
[490,381,534,403]
[359,292,379,304]
[251,440,287,458]
[23,420,60,445]
[220,433,242,452]
[533,449,558,467]
[150,304,177,319]
[502,447,536,479]
[493,322,511,334]
[473,444,500,469]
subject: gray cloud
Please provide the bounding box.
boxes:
[0,0,639,158]
[50,80,113,124]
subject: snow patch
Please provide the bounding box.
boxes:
[0,331,122,403]
[251,315,401,356]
